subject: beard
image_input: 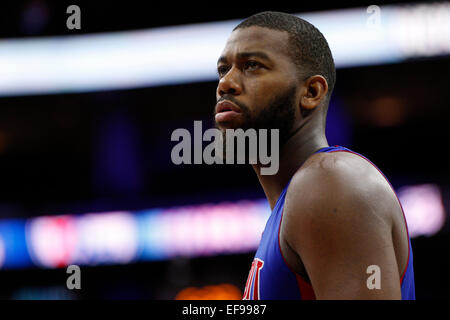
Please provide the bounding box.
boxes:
[242,85,296,147]
[215,85,297,139]
[213,85,297,164]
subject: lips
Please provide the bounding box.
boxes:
[215,100,242,114]
[215,100,242,124]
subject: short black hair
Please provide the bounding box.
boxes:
[233,11,336,105]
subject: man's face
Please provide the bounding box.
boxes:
[215,26,300,143]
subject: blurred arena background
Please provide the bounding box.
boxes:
[0,0,449,300]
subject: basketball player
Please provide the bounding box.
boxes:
[214,12,415,299]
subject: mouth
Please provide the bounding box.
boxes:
[215,100,242,114]
[215,100,242,124]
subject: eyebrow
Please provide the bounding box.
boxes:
[217,51,272,65]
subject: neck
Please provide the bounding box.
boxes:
[252,119,329,210]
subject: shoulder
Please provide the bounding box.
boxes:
[282,150,395,245]
[279,151,405,299]
[288,150,392,203]
[292,149,384,190]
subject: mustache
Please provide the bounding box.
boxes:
[216,95,250,113]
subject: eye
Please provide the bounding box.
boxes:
[217,65,229,77]
[244,60,263,71]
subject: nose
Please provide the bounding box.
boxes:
[217,67,242,98]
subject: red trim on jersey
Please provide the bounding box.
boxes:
[243,260,255,300]
[253,259,264,300]
[328,149,411,285]
[278,207,317,300]
[296,274,316,300]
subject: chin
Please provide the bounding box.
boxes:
[215,120,245,131]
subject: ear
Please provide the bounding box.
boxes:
[300,75,328,111]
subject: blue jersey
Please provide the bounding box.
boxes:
[243,145,415,300]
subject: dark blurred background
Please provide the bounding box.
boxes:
[0,0,449,300]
